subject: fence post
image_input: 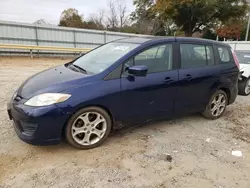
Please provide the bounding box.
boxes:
[30,49,33,58]
[104,31,107,44]
[234,43,237,50]
[34,26,39,45]
[73,30,77,55]
[34,26,39,56]
[73,30,76,48]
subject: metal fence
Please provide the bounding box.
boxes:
[224,41,250,51]
[1,20,250,56]
[0,21,150,55]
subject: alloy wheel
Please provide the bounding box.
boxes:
[245,79,250,95]
[71,112,107,146]
[210,94,226,117]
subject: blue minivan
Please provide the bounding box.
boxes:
[7,37,239,149]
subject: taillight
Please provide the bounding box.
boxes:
[231,49,240,69]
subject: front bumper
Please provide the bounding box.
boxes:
[7,100,69,145]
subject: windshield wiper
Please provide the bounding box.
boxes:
[69,64,87,74]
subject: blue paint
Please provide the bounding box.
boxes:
[7,37,239,145]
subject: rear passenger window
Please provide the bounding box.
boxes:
[180,44,215,68]
[217,47,230,63]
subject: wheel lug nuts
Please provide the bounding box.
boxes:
[87,131,90,134]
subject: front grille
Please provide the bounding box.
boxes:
[14,120,37,136]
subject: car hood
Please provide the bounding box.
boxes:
[240,63,250,70]
[18,64,91,99]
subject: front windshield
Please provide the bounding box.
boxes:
[235,51,250,64]
[73,42,139,74]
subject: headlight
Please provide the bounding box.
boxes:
[25,93,71,107]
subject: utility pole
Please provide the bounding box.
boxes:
[245,13,250,41]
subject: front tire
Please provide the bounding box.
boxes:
[202,90,228,120]
[238,77,250,96]
[65,107,112,149]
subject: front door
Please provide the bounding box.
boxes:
[120,43,178,123]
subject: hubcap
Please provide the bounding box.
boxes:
[245,79,250,94]
[71,112,107,146]
[210,94,226,117]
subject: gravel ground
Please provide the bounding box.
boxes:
[0,57,250,188]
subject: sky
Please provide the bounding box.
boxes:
[0,0,134,24]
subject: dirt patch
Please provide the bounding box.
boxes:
[224,104,250,143]
[0,57,250,188]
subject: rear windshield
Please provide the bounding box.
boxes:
[235,51,250,64]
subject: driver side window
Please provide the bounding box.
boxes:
[123,44,173,74]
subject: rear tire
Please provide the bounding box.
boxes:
[238,77,250,96]
[65,107,112,149]
[202,90,228,120]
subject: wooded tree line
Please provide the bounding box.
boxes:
[34,0,250,40]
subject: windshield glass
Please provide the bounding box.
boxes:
[235,51,250,64]
[73,42,139,74]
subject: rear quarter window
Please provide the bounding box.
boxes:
[217,46,232,64]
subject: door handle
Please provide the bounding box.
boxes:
[164,77,174,84]
[182,74,192,81]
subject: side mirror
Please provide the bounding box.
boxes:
[128,65,148,77]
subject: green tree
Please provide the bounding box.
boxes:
[131,0,167,35]
[84,21,104,30]
[59,8,84,28]
[155,0,248,37]
[202,29,217,40]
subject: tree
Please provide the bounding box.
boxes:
[131,0,168,35]
[33,19,50,25]
[155,0,248,37]
[106,0,129,31]
[215,14,250,41]
[117,0,129,30]
[217,24,243,40]
[84,21,103,30]
[202,28,217,40]
[88,9,105,30]
[59,8,84,28]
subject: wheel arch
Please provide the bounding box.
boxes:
[219,87,230,103]
[61,104,115,136]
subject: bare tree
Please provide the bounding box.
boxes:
[33,19,50,25]
[107,0,118,30]
[106,0,128,31]
[89,9,105,29]
[117,0,128,30]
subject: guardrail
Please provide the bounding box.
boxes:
[0,44,92,57]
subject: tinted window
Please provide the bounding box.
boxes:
[180,44,215,68]
[180,44,206,68]
[133,44,173,73]
[218,47,230,63]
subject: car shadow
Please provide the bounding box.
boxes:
[32,113,204,152]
